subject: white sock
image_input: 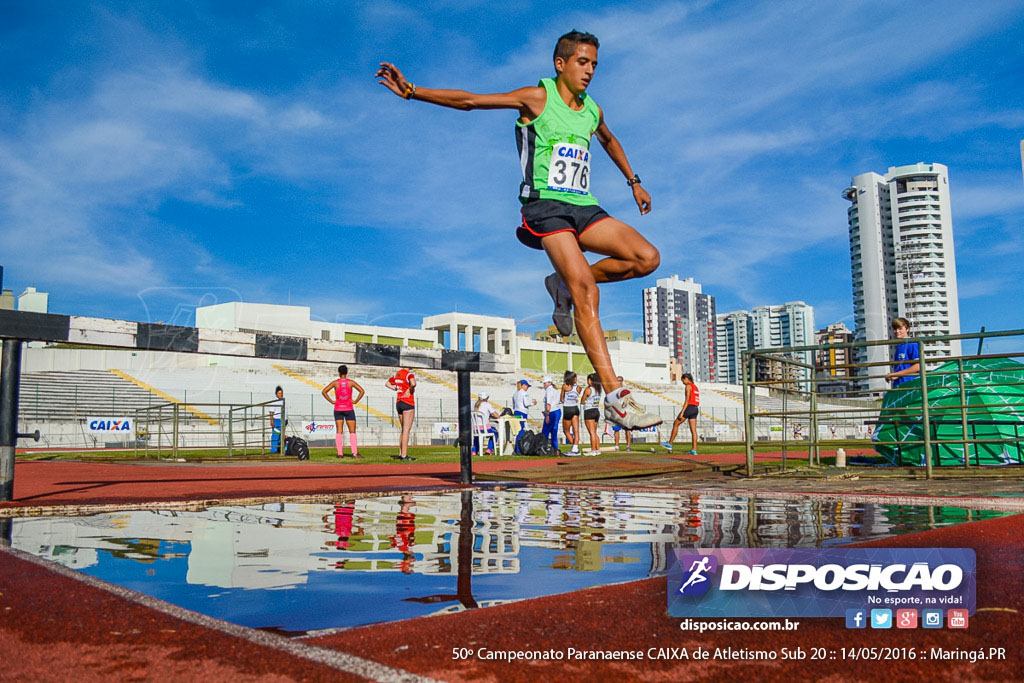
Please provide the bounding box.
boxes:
[607,387,629,403]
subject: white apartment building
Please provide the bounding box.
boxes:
[843,162,961,391]
[642,275,717,382]
[716,302,815,384]
[715,310,753,385]
[17,286,48,314]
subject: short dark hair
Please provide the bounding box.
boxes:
[682,373,694,383]
[338,365,348,376]
[554,30,599,64]
[563,370,577,385]
[274,385,283,394]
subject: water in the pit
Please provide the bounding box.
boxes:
[9,487,1007,634]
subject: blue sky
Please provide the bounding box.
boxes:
[2,1,1022,339]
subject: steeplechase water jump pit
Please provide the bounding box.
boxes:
[9,487,1008,637]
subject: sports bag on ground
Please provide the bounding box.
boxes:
[285,436,310,460]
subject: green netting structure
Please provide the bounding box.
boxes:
[873,357,1024,466]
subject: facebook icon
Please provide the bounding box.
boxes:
[845,609,867,629]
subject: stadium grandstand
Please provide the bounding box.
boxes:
[10,303,876,450]
[16,348,873,451]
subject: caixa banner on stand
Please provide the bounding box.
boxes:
[87,417,134,434]
[667,548,975,618]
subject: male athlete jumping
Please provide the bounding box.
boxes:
[377,30,660,429]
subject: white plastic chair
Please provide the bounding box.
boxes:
[471,412,494,455]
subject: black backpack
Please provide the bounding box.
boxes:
[285,436,310,460]
[516,430,557,457]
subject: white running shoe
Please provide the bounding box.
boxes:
[604,389,662,430]
[586,449,601,457]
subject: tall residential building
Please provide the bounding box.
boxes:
[815,322,854,395]
[642,275,717,382]
[844,162,961,391]
[715,302,815,385]
[715,310,754,384]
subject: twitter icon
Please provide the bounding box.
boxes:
[870,609,892,629]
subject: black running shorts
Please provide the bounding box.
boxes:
[584,408,600,422]
[563,406,580,420]
[682,405,699,420]
[334,409,356,421]
[517,199,611,250]
[396,401,415,414]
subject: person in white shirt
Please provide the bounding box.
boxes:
[542,376,562,451]
[268,386,286,454]
[560,371,582,455]
[512,378,537,452]
[473,391,500,455]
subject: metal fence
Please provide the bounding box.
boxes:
[134,400,283,458]
[741,328,1024,477]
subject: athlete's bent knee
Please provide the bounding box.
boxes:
[568,279,599,311]
[635,246,660,277]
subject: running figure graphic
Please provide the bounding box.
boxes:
[678,556,712,593]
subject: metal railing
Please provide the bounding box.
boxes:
[742,328,1024,478]
[133,399,283,459]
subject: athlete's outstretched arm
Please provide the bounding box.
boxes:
[376,62,545,118]
[594,109,651,215]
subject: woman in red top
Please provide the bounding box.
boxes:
[321,365,365,458]
[663,373,700,455]
[386,367,417,461]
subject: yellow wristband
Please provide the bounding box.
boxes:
[403,82,416,100]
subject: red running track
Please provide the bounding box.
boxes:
[2,455,1020,680]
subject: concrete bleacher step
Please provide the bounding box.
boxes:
[18,370,162,420]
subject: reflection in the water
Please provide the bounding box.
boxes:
[10,488,1004,632]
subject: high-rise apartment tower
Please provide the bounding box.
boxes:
[643,275,717,382]
[843,162,961,391]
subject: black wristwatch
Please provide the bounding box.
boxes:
[627,174,642,186]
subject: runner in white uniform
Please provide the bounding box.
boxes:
[581,372,602,456]
[560,370,582,455]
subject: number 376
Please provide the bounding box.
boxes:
[552,159,588,188]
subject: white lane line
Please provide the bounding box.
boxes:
[1,545,440,683]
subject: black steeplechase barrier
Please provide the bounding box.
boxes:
[0,309,514,499]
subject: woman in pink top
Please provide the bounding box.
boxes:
[321,365,366,458]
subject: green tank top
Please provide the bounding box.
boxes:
[516,78,600,206]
